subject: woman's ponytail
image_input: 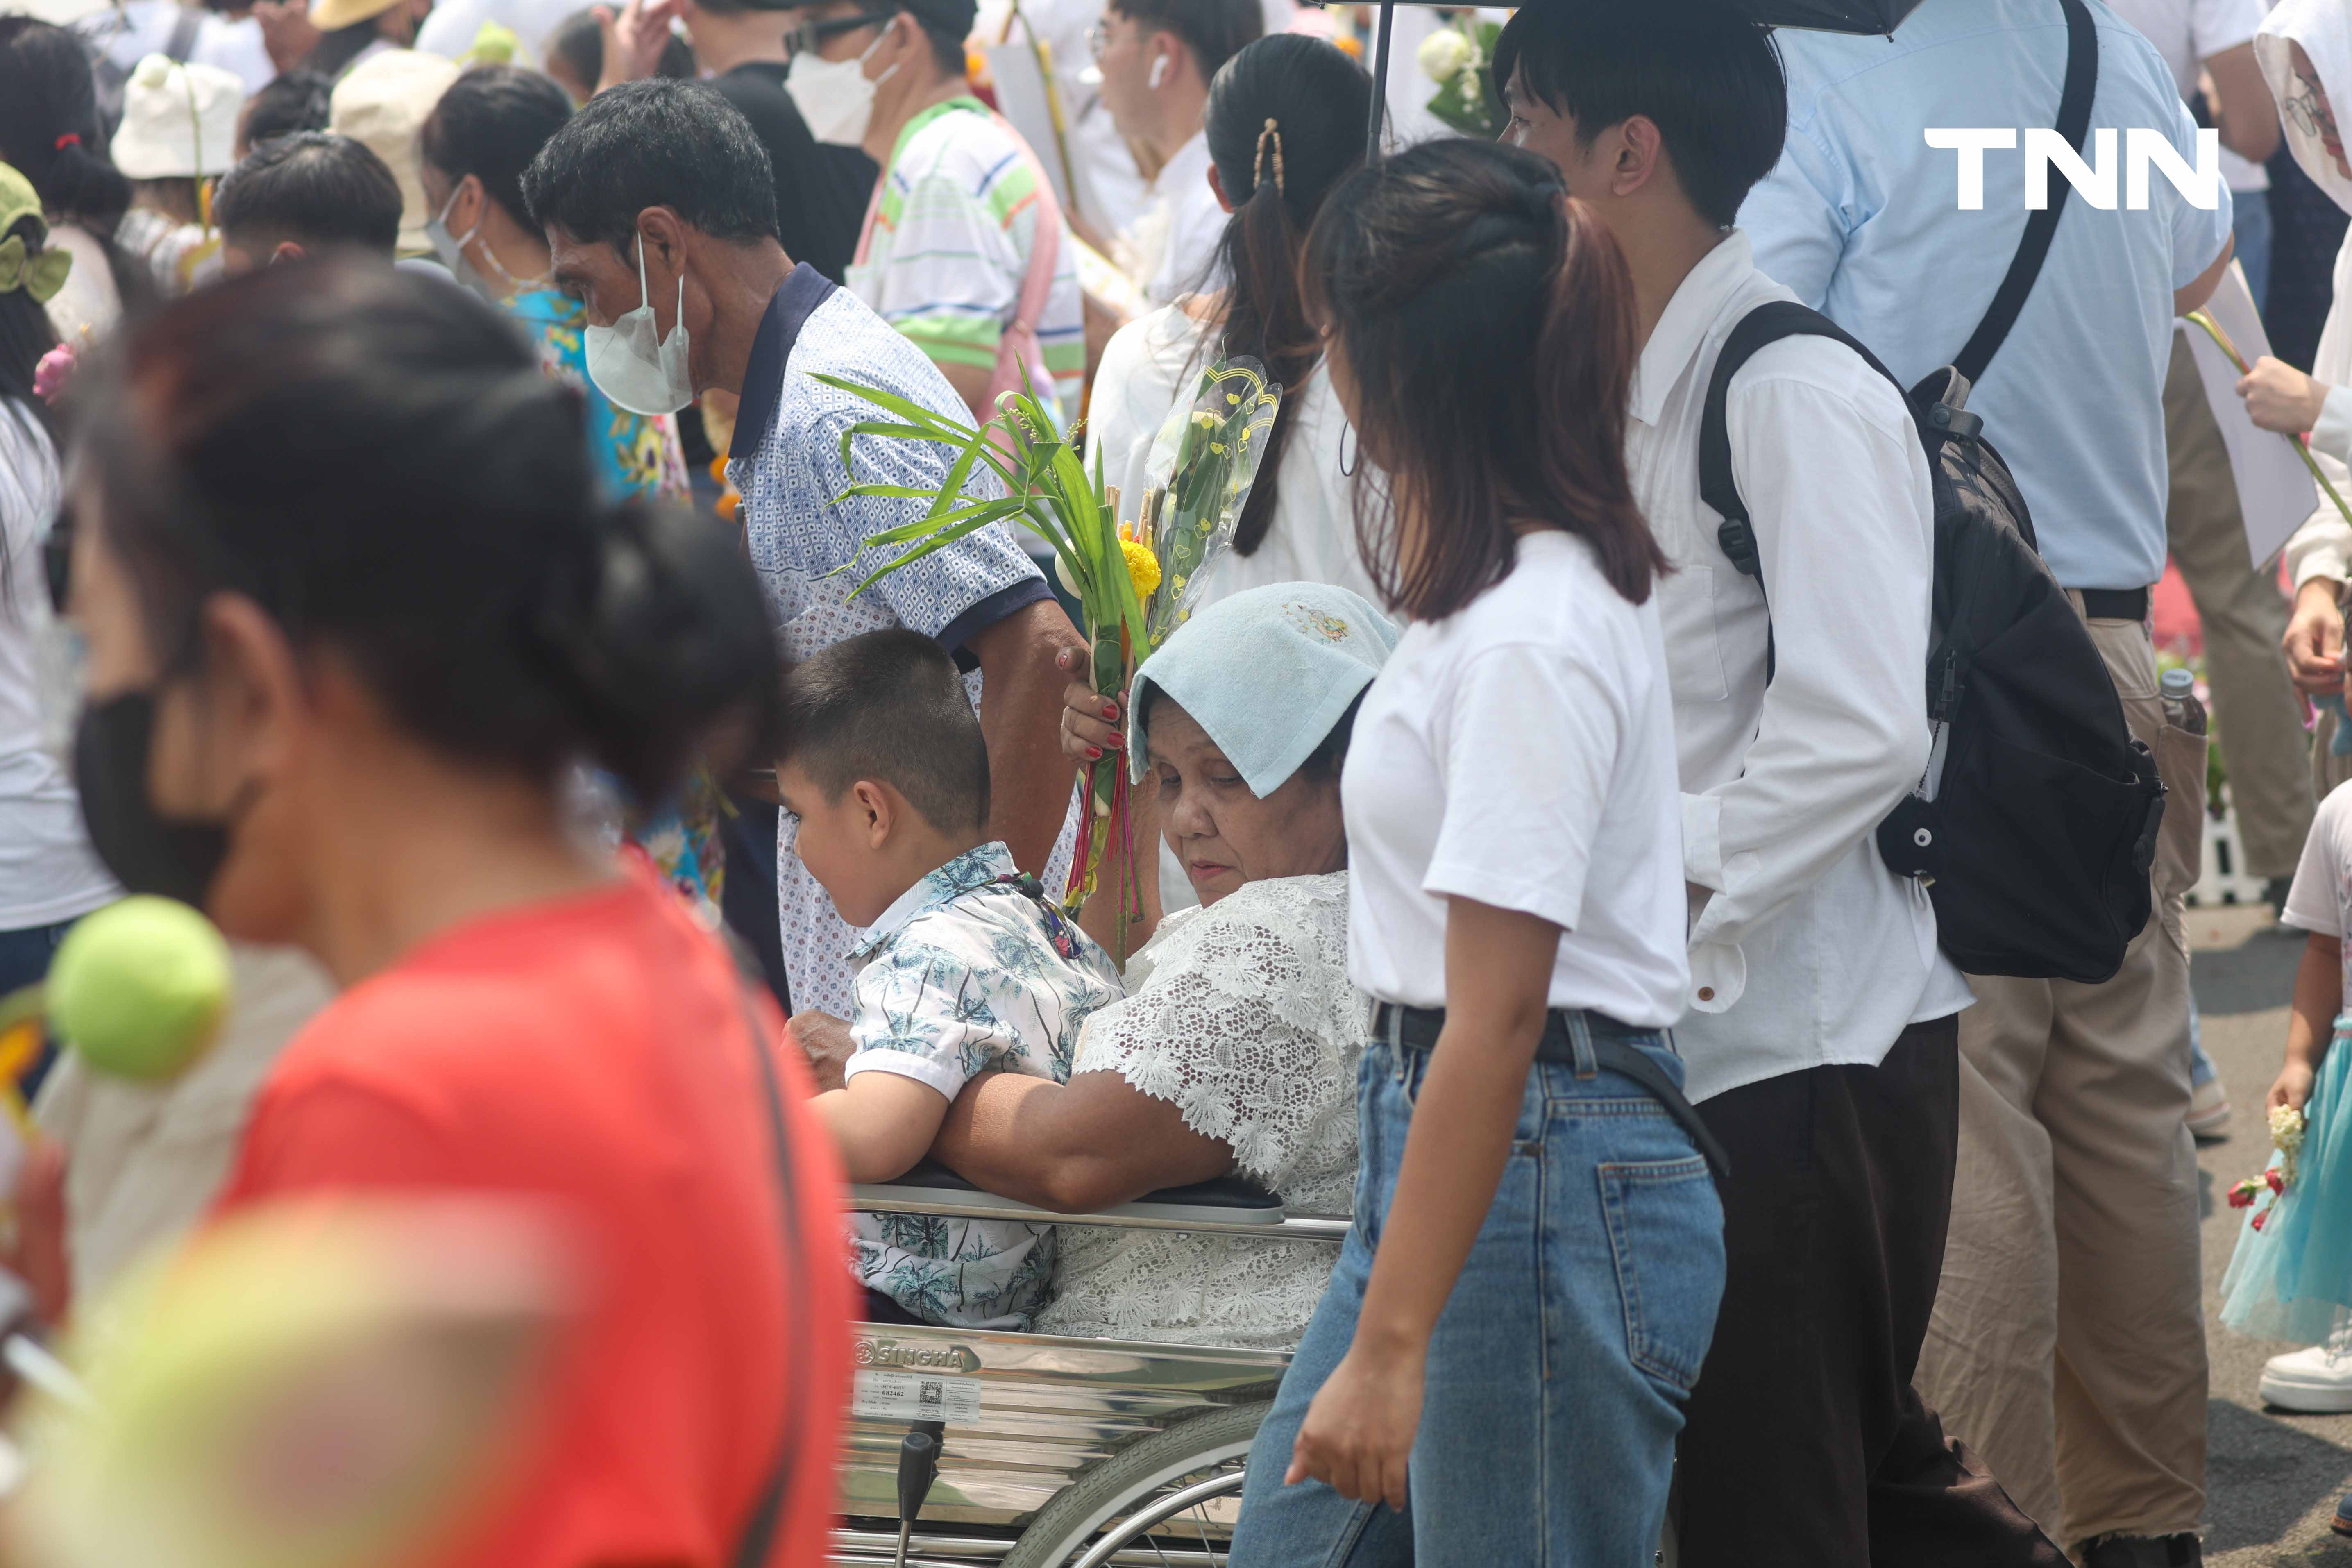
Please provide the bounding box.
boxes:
[1202,35,1371,557]
[83,262,781,805]
[1302,139,1665,621]
[535,495,780,803]
[0,18,155,316]
[1532,195,1660,604]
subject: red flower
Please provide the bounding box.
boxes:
[2254,1209,2270,1232]
[2269,1168,2287,1194]
[2230,1185,2258,1209]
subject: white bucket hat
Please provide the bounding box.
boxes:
[110,55,246,182]
[329,48,463,259]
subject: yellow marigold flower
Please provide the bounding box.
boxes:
[1121,537,1162,599]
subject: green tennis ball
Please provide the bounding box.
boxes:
[49,897,233,1082]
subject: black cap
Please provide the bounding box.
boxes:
[895,0,977,39]
[737,0,975,36]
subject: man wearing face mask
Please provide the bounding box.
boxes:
[421,65,692,501]
[777,0,1085,428]
[524,79,1083,1024]
[1089,0,1257,306]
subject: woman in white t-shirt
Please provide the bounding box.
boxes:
[1084,34,1378,612]
[0,195,118,1000]
[1226,140,1724,1567]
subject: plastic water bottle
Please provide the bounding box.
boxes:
[2161,666,2207,737]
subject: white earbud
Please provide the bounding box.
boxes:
[1148,52,1168,88]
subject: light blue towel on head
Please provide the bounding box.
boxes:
[1126,582,1399,798]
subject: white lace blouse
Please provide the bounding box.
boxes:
[1034,870,1363,1350]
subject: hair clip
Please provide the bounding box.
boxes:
[1253,118,1285,196]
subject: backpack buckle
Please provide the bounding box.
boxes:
[1717,515,1761,579]
[1925,402,1983,442]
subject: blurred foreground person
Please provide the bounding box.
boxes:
[11,1198,578,1568]
[58,260,850,1568]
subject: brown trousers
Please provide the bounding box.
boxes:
[2164,334,2314,878]
[1913,609,2209,1550]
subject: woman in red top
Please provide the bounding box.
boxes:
[59,260,850,1568]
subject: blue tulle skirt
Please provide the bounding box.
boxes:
[2222,1018,2352,1344]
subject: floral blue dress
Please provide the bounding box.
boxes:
[506,287,721,918]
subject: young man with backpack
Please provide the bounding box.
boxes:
[1740,2,2234,1563]
[1495,5,2062,1563]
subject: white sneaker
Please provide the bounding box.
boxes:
[2262,1323,2352,1411]
[2187,1076,2231,1141]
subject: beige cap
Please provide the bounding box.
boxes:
[110,55,246,181]
[328,48,461,257]
[308,0,408,32]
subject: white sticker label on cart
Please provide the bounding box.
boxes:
[854,1370,983,1425]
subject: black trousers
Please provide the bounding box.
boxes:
[1676,1017,2064,1568]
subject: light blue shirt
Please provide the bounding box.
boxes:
[1739,0,2234,591]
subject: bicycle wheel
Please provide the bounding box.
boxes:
[1000,1399,1271,1568]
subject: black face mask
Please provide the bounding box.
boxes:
[73,691,234,910]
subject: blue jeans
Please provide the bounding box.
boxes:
[1231,1031,1726,1568]
[2235,188,2273,316]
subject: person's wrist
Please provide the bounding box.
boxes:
[1349,1312,1432,1363]
[2296,577,2344,614]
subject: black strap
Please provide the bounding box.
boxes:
[732,978,810,1568]
[1952,0,2098,386]
[1693,0,2095,677]
[1695,302,1908,683]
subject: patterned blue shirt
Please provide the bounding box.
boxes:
[727,265,1070,1019]
[845,842,1125,1329]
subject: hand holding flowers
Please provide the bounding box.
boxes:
[2229,1103,2308,1232]
[817,361,1281,959]
[2239,354,2332,437]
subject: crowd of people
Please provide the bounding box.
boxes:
[9,0,2352,1563]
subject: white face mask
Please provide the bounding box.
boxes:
[584,232,694,417]
[786,29,898,147]
[426,179,548,302]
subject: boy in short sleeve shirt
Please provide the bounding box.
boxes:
[844,843,1123,1327]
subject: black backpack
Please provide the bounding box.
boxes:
[1696,0,2164,985]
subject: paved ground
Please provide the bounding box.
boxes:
[2190,903,2352,1564]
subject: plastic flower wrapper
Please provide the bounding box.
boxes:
[1419,16,1504,140]
[8,1197,576,1568]
[1139,356,1282,649]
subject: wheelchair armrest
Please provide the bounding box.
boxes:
[852,1159,1287,1225]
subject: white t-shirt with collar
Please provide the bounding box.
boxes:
[1625,229,1971,1104]
[1341,529,1688,1028]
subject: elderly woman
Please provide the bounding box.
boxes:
[911,582,1392,1350]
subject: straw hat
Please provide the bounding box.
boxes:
[109,55,246,181]
[309,0,408,32]
[328,48,461,257]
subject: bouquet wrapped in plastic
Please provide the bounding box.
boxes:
[819,363,1281,958]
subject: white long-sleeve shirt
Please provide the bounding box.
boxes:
[1626,233,1973,1104]
[2282,244,2352,588]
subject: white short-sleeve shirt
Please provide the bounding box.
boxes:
[1341,530,1689,1026]
[2282,780,2352,1002]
